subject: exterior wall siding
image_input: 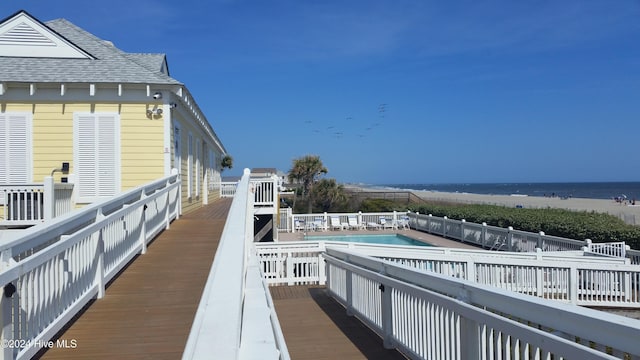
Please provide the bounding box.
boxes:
[3,100,223,215]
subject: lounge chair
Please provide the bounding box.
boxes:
[379,217,395,230]
[347,215,365,230]
[313,217,326,231]
[294,219,305,232]
[367,221,382,230]
[330,216,344,231]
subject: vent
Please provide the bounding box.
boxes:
[0,22,55,46]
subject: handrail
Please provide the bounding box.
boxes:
[183,169,289,360]
[0,172,180,359]
[324,247,640,359]
[256,241,640,307]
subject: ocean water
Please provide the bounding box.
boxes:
[374,182,640,201]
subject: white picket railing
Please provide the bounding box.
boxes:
[220,181,238,198]
[1,177,75,227]
[252,176,278,207]
[183,169,289,360]
[0,173,180,360]
[323,248,640,359]
[256,241,640,308]
[407,212,640,264]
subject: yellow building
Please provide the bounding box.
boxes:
[0,10,227,216]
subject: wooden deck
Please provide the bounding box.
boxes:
[38,198,408,359]
[271,286,407,359]
[38,198,233,360]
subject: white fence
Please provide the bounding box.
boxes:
[220,178,278,210]
[220,181,238,198]
[0,177,74,227]
[183,169,289,360]
[0,173,180,360]
[256,241,640,308]
[324,248,640,359]
[408,212,640,264]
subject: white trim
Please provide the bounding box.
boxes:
[0,12,93,59]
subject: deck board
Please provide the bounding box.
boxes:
[271,286,407,359]
[38,198,232,360]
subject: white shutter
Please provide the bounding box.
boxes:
[97,115,117,197]
[0,115,7,183]
[76,115,97,199]
[0,114,30,184]
[74,113,119,202]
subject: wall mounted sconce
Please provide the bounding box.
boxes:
[169,102,177,109]
[147,108,163,116]
[51,162,70,177]
[153,92,162,99]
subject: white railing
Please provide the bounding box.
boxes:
[183,169,289,360]
[252,176,278,208]
[256,241,640,307]
[0,185,44,225]
[220,181,238,198]
[324,248,640,359]
[1,177,75,227]
[586,240,628,258]
[0,173,180,360]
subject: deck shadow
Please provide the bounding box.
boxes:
[306,287,407,359]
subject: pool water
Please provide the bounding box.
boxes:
[303,234,431,247]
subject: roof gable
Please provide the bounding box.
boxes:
[0,10,92,59]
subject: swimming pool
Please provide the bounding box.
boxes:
[303,234,431,247]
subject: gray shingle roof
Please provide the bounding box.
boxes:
[0,17,182,85]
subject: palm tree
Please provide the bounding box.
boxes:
[312,178,348,212]
[288,155,328,213]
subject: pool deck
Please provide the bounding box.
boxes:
[278,228,480,249]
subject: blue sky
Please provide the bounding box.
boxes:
[3,1,640,184]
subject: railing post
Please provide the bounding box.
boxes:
[318,242,326,285]
[460,219,466,243]
[286,251,294,286]
[481,222,487,249]
[43,176,55,221]
[0,250,15,360]
[458,289,480,359]
[346,269,354,316]
[95,209,106,299]
[164,177,172,230]
[569,265,578,305]
[507,226,514,251]
[380,282,394,349]
[427,214,432,233]
[140,202,148,255]
[538,231,545,250]
[443,216,448,237]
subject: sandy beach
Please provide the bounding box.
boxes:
[349,186,640,225]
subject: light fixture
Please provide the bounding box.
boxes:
[147,106,163,116]
[169,102,177,109]
[153,92,162,99]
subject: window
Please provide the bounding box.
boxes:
[73,113,120,203]
[0,113,32,184]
